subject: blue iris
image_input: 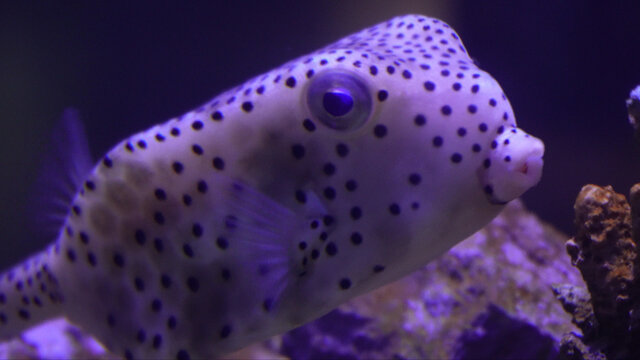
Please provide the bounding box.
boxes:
[323,90,354,116]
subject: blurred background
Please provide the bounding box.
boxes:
[1,1,639,270]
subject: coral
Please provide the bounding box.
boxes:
[557,184,640,360]
[1,200,583,359]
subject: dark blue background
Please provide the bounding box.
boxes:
[1,1,639,270]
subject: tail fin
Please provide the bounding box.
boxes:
[0,244,64,340]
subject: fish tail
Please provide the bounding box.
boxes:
[0,244,65,340]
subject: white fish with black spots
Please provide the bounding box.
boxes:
[0,14,544,359]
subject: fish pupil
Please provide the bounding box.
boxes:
[323,90,354,116]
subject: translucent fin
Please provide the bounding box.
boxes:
[216,179,304,312]
[27,109,93,240]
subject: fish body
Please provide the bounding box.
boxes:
[0,14,544,359]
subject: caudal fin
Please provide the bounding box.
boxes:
[0,244,65,340]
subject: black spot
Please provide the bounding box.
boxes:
[161,274,172,289]
[386,65,395,74]
[497,125,505,134]
[262,298,273,312]
[336,143,349,157]
[154,211,165,225]
[154,189,166,201]
[137,329,147,343]
[113,253,125,268]
[323,215,334,227]
[303,119,316,132]
[192,223,203,238]
[0,313,6,324]
[256,86,265,95]
[414,114,426,126]
[134,277,145,292]
[350,206,362,220]
[295,190,306,204]
[291,144,305,159]
[151,299,162,312]
[479,123,488,132]
[472,144,482,153]
[440,69,450,77]
[103,156,113,168]
[306,69,315,78]
[241,102,253,112]
[182,194,192,206]
[221,268,231,281]
[323,163,336,176]
[350,232,363,245]
[87,252,97,266]
[0,293,6,305]
[167,316,177,330]
[182,244,194,258]
[471,84,480,93]
[211,111,224,121]
[345,179,357,192]
[432,136,443,147]
[409,173,422,185]
[389,203,401,215]
[177,349,191,360]
[71,205,81,216]
[467,104,477,114]
[484,159,492,168]
[298,241,307,250]
[85,181,95,191]
[18,309,29,320]
[66,249,76,262]
[186,277,199,292]
[457,127,467,137]
[153,334,163,349]
[125,142,134,152]
[197,180,208,193]
[311,249,320,259]
[323,187,336,200]
[489,98,497,107]
[441,105,452,115]
[491,140,498,149]
[377,90,388,101]
[325,242,338,256]
[452,82,461,91]
[373,265,386,273]
[107,313,116,327]
[285,77,297,88]
[451,153,463,163]
[339,278,352,290]
[484,185,494,195]
[220,324,232,339]
[216,237,229,250]
[424,81,436,91]
[504,155,512,162]
[369,65,378,75]
[156,133,165,142]
[192,144,203,155]
[191,121,203,130]
[170,128,180,137]
[373,124,387,138]
[154,238,164,253]
[172,162,184,174]
[402,70,412,79]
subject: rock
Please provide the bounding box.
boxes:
[558,184,640,360]
[1,200,583,359]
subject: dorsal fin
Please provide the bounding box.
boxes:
[27,108,93,240]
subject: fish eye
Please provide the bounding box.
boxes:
[307,70,372,131]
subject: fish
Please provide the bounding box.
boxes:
[0,14,544,359]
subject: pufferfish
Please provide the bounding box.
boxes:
[0,14,544,359]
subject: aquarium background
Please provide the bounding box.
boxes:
[1,1,639,270]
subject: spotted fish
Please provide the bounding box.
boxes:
[0,14,544,359]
